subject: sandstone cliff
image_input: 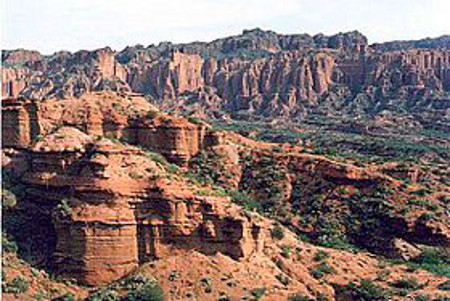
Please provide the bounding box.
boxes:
[3,29,449,122]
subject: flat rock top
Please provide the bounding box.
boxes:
[32,126,92,152]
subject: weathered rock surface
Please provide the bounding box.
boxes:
[2,29,449,121]
[16,127,266,285]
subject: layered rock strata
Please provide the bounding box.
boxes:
[1,92,209,164]
[20,128,266,285]
[2,30,449,120]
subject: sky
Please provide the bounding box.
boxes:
[1,0,450,54]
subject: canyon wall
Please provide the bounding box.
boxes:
[15,126,266,285]
[3,30,450,119]
[1,92,208,165]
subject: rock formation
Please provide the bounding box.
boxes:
[2,29,449,121]
[12,124,266,285]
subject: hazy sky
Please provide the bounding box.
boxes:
[2,0,449,54]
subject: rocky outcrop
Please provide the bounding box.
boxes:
[372,35,450,52]
[1,49,42,67]
[1,68,30,98]
[136,114,209,164]
[2,29,450,121]
[1,48,130,99]
[18,128,266,285]
[366,49,450,91]
[2,98,32,148]
[1,91,213,165]
[127,51,206,101]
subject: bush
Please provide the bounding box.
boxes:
[271,224,285,240]
[251,287,266,300]
[403,247,450,277]
[415,295,430,301]
[313,250,330,262]
[335,279,391,301]
[281,245,292,258]
[86,289,119,301]
[123,274,164,301]
[288,295,314,301]
[391,277,422,290]
[53,292,76,301]
[126,282,164,301]
[34,290,52,301]
[275,274,290,286]
[2,233,18,253]
[3,275,30,295]
[228,190,261,211]
[2,189,17,208]
[128,172,144,180]
[310,262,335,279]
[55,198,72,218]
[413,248,449,265]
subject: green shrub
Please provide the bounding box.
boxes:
[86,289,119,301]
[281,245,292,258]
[419,212,436,221]
[55,198,72,218]
[228,190,261,211]
[3,275,30,295]
[271,224,285,240]
[251,287,266,300]
[403,248,450,277]
[122,274,164,301]
[288,295,314,301]
[146,110,159,119]
[128,172,143,180]
[275,274,290,286]
[2,233,18,253]
[415,294,430,301]
[53,292,77,301]
[126,282,164,301]
[2,189,17,208]
[413,248,449,265]
[391,277,422,290]
[335,279,391,301]
[186,116,204,125]
[310,262,335,279]
[313,250,330,262]
[34,290,52,301]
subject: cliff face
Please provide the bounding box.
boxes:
[3,29,449,121]
[128,51,336,113]
[366,50,450,91]
[372,35,450,52]
[13,125,266,285]
[1,48,130,100]
[1,92,211,166]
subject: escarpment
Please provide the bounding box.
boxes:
[1,92,267,285]
[1,91,210,165]
[13,125,266,285]
[3,29,450,121]
[128,50,337,107]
